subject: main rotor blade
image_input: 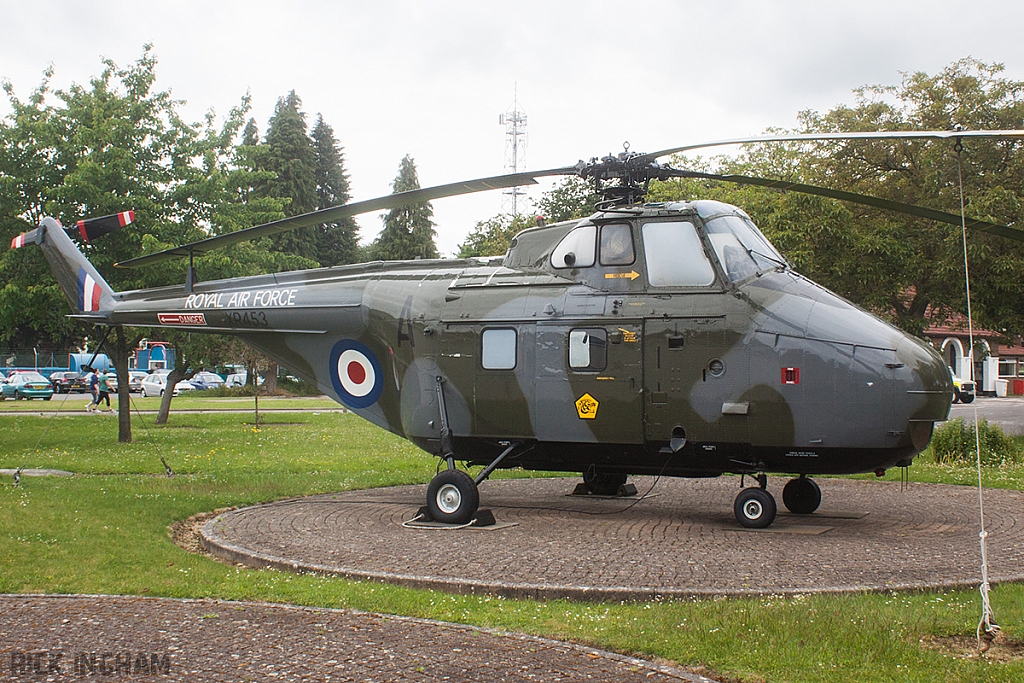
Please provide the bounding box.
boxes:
[645,129,1024,162]
[116,167,576,268]
[675,170,1024,241]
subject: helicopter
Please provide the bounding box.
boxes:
[12,130,1024,529]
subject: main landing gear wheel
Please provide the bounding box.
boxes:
[582,470,627,496]
[734,487,777,528]
[426,469,480,525]
[782,476,822,514]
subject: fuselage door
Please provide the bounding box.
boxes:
[535,322,643,444]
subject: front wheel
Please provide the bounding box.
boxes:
[961,393,975,404]
[734,487,777,528]
[426,470,479,525]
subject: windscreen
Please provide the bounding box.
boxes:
[696,201,786,282]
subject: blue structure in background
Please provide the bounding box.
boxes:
[68,353,112,372]
[133,341,175,371]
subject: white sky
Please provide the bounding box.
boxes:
[3,0,1024,256]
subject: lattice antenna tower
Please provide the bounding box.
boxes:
[499,88,528,215]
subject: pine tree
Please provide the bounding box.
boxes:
[264,91,318,260]
[370,155,439,260]
[311,115,359,266]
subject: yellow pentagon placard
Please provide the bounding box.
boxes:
[575,393,599,419]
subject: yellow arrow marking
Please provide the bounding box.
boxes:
[604,270,640,280]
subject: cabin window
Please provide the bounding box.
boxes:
[551,225,596,269]
[481,328,517,370]
[642,221,716,287]
[568,329,607,371]
[599,223,634,266]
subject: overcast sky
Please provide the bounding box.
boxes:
[4,1,1024,255]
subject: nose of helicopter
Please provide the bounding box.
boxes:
[895,334,954,451]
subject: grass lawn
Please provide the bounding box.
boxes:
[2,409,1023,682]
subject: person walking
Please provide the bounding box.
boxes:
[85,367,99,412]
[96,368,113,412]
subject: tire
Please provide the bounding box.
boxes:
[14,391,23,401]
[782,477,821,514]
[961,393,975,404]
[583,469,627,496]
[734,487,777,528]
[426,470,480,525]
[44,395,51,401]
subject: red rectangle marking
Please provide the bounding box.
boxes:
[781,367,800,385]
[158,313,207,326]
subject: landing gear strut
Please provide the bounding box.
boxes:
[422,377,513,525]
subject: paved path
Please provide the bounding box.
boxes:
[949,396,1024,435]
[0,595,714,682]
[203,477,1024,601]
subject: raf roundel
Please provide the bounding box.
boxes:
[329,339,384,409]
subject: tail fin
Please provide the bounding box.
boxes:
[11,217,116,317]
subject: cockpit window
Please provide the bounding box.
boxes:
[599,223,634,265]
[700,208,787,282]
[551,225,596,269]
[642,221,716,287]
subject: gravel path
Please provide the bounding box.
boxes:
[0,595,717,682]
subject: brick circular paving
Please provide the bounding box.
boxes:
[202,477,1024,601]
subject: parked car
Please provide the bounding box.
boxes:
[951,371,976,404]
[50,371,87,393]
[188,371,226,391]
[127,371,148,392]
[0,371,54,400]
[139,372,195,398]
[225,372,264,388]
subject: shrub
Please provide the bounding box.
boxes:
[930,417,1019,465]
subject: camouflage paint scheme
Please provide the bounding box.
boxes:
[28,199,951,483]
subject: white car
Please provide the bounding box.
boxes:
[225,372,264,388]
[139,372,195,398]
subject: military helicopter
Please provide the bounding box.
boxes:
[12,130,1024,528]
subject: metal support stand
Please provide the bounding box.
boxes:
[474,442,518,486]
[435,376,456,470]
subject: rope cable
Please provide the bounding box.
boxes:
[955,140,999,651]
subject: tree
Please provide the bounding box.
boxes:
[535,176,602,223]
[263,91,318,261]
[458,213,537,258]
[0,48,321,431]
[649,59,1024,337]
[369,155,438,260]
[311,115,359,266]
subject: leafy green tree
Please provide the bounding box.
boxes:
[536,176,602,223]
[650,59,1024,336]
[369,155,438,260]
[263,91,318,260]
[311,115,359,266]
[458,213,537,258]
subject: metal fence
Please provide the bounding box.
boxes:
[1,349,69,370]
